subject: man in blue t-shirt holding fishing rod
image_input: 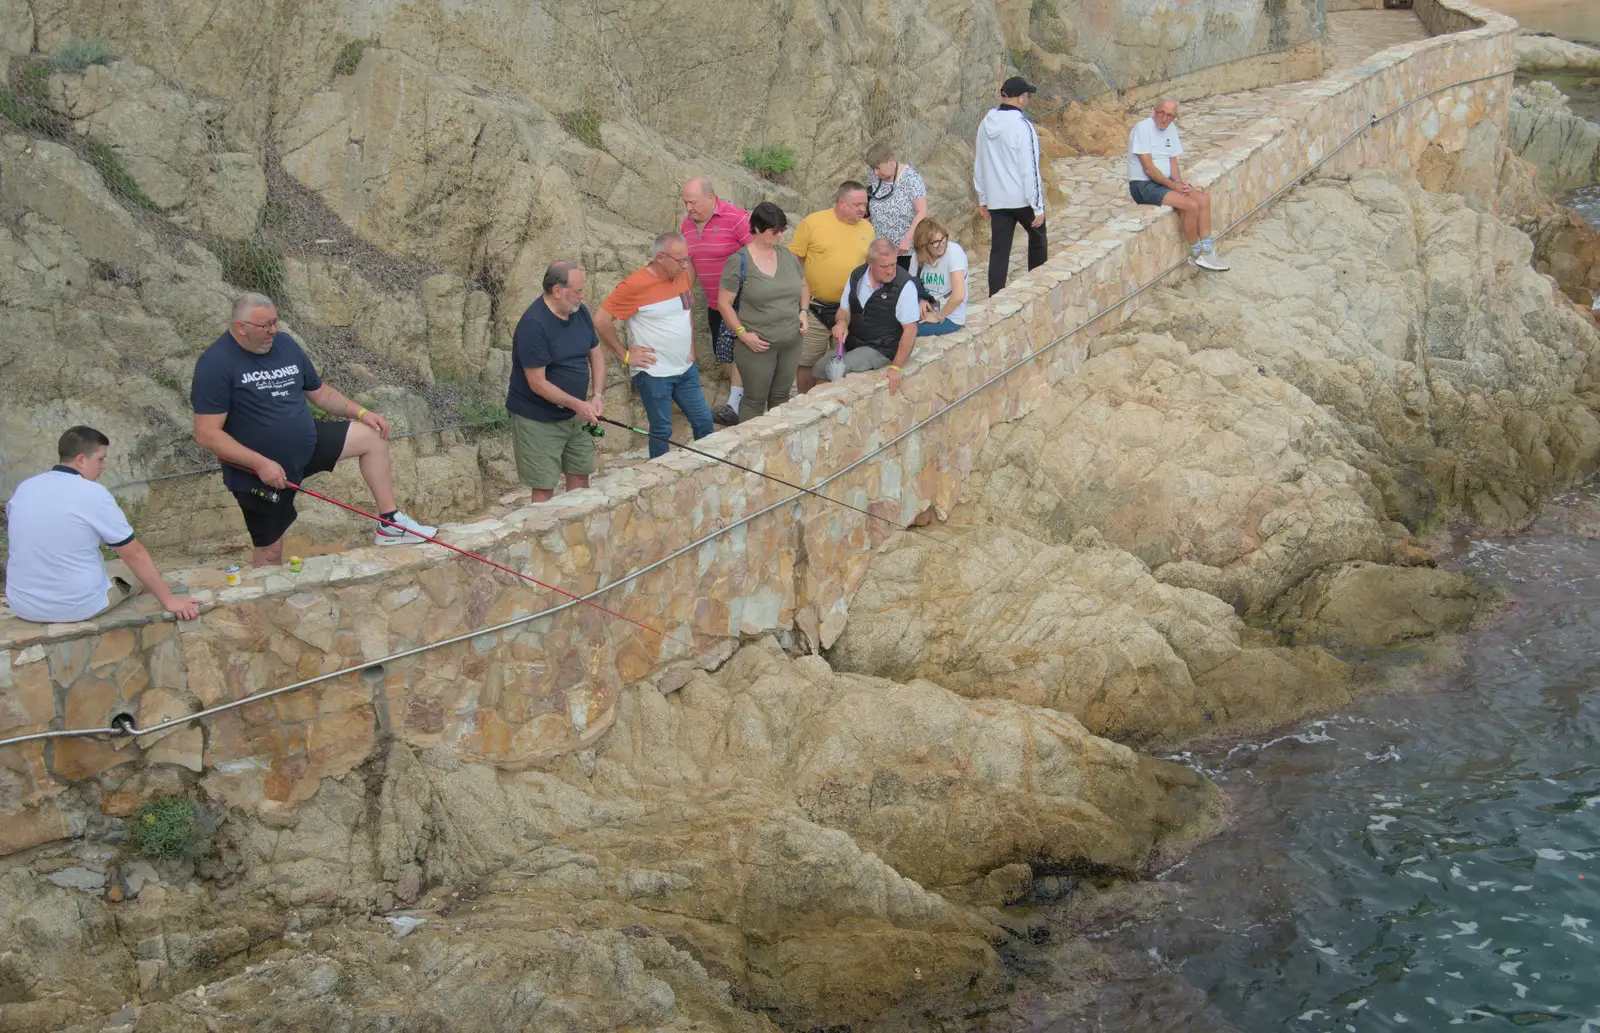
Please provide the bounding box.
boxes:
[190,292,437,568]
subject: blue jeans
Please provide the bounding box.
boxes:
[633,366,714,459]
[917,318,962,337]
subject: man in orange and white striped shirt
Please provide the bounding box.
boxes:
[596,232,715,459]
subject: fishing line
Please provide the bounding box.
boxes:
[595,416,960,550]
[281,478,715,658]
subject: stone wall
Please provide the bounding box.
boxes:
[1028,0,1329,99]
[0,0,1517,856]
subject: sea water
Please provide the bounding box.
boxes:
[1006,488,1600,1032]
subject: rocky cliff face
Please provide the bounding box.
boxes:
[0,0,1325,554]
[1,639,1219,1032]
[834,170,1600,737]
[4,167,1596,1033]
[1510,81,1600,195]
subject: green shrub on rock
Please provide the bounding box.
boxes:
[558,107,603,149]
[741,144,797,180]
[53,41,116,73]
[210,235,287,299]
[128,796,201,860]
[83,137,162,211]
[334,39,376,77]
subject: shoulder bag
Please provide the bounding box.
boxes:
[712,250,748,363]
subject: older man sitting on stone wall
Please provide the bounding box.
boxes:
[818,239,920,396]
[1128,98,1230,271]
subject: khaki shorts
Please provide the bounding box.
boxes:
[92,562,145,619]
[799,316,837,368]
[511,413,596,490]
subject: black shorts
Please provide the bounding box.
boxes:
[1129,179,1169,206]
[231,420,349,548]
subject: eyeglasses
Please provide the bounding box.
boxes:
[929,237,949,247]
[240,318,278,329]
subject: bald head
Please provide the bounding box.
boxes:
[682,176,717,225]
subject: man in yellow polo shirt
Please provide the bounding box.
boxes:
[791,181,874,393]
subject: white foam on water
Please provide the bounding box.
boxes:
[1405,869,1440,884]
[1368,814,1399,832]
[1297,1009,1326,1021]
[1536,848,1566,860]
[1469,938,1493,950]
[1515,982,1529,999]
[1394,1014,1408,1024]
[1500,961,1522,975]
[1562,914,1591,930]
[1513,884,1534,892]
[1454,921,1478,934]
[1347,998,1367,1011]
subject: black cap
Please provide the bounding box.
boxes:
[1000,76,1038,98]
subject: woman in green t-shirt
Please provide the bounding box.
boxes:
[718,202,812,424]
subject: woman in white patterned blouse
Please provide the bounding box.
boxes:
[865,142,928,269]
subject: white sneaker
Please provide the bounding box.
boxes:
[1195,251,1231,271]
[375,510,437,546]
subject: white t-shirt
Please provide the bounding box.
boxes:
[5,468,135,622]
[909,241,969,326]
[849,272,921,325]
[600,268,696,378]
[1128,116,1184,181]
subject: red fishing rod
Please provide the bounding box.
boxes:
[262,474,715,659]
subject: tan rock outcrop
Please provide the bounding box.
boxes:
[1,641,1218,1031]
[46,60,266,237]
[1516,34,1600,75]
[961,172,1600,616]
[1509,81,1600,195]
[1272,561,1487,647]
[831,525,1351,745]
[1521,202,1600,312]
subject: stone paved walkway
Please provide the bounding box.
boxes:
[969,9,1429,309]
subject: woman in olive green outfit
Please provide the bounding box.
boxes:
[718,202,810,424]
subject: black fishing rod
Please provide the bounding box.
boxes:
[595,416,959,550]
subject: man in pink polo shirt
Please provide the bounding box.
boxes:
[681,176,753,425]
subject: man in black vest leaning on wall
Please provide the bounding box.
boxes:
[818,239,920,395]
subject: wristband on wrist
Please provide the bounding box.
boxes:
[888,365,902,372]
[355,407,368,419]
[733,326,746,336]
[623,348,630,364]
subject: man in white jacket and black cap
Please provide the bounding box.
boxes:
[973,76,1047,297]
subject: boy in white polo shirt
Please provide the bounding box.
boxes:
[5,427,198,624]
[595,231,715,458]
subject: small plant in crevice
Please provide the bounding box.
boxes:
[457,395,509,435]
[333,38,377,77]
[83,137,162,211]
[209,235,287,301]
[128,795,202,860]
[741,143,797,181]
[558,107,603,149]
[0,61,66,135]
[52,41,116,73]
